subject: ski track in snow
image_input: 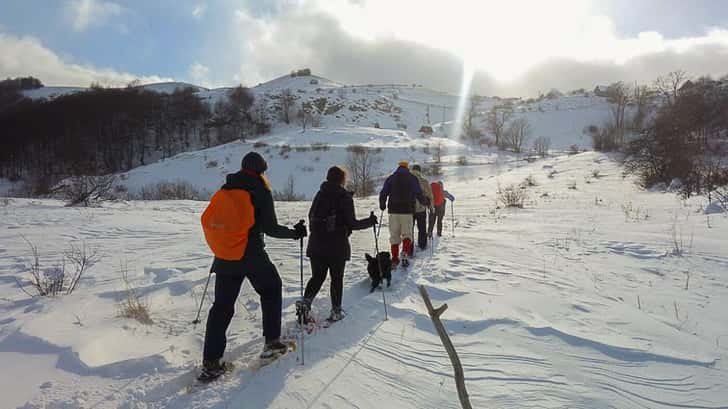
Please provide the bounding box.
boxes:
[1,152,727,408]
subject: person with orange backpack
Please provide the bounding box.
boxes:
[198,152,307,382]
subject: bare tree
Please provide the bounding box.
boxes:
[272,175,305,201]
[607,82,630,147]
[504,117,531,153]
[631,83,653,130]
[486,105,512,148]
[654,70,687,106]
[532,136,551,157]
[346,145,383,197]
[279,88,295,124]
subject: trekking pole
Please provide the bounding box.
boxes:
[298,220,305,365]
[372,214,388,321]
[376,210,384,242]
[450,201,455,237]
[192,263,214,326]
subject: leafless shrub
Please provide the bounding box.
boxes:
[503,117,531,153]
[456,156,468,166]
[568,181,577,190]
[272,175,305,201]
[568,144,580,155]
[497,184,527,208]
[533,136,550,157]
[279,144,292,156]
[118,260,152,325]
[521,175,537,187]
[311,142,330,151]
[63,175,117,207]
[548,170,558,178]
[64,242,102,295]
[136,180,208,200]
[346,144,383,197]
[295,145,311,152]
[17,238,100,297]
[205,160,218,168]
[253,141,268,148]
[591,169,601,179]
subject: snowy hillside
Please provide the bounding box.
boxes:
[117,127,466,200]
[1,152,727,408]
[79,74,619,199]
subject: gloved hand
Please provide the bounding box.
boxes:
[293,220,307,239]
[369,211,378,226]
[379,203,386,211]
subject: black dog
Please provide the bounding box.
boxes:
[365,252,392,292]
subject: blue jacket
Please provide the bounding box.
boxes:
[379,166,428,214]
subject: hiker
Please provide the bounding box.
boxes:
[410,164,433,250]
[428,180,454,238]
[302,166,377,323]
[379,161,429,266]
[199,152,307,381]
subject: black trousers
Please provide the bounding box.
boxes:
[413,211,428,249]
[304,257,346,310]
[428,203,446,237]
[203,253,282,362]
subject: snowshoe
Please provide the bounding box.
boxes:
[196,360,234,383]
[260,340,290,359]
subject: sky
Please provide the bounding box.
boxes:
[1,0,727,96]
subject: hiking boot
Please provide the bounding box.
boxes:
[197,359,232,382]
[260,339,288,359]
[327,308,345,322]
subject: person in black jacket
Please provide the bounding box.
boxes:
[303,166,377,322]
[199,152,307,382]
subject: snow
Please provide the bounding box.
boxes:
[21,86,87,100]
[2,151,727,408]
[117,126,467,200]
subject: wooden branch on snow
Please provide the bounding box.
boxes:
[418,285,473,409]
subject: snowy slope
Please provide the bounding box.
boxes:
[1,152,727,408]
[117,126,466,200]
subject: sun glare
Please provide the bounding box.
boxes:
[319,0,595,82]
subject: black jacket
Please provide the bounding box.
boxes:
[213,171,297,275]
[379,166,429,214]
[306,181,373,261]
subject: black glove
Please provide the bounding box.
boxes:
[379,203,386,211]
[293,220,307,239]
[369,211,378,226]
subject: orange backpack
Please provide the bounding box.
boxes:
[201,189,255,261]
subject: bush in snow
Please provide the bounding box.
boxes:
[206,160,218,168]
[17,239,101,297]
[497,184,526,208]
[456,156,468,166]
[118,260,152,325]
[521,175,537,187]
[273,175,305,201]
[62,175,117,207]
[136,180,208,200]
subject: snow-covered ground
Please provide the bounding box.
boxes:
[2,151,727,408]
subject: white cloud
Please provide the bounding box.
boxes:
[196,1,728,96]
[189,62,211,87]
[69,0,125,32]
[0,33,172,86]
[192,4,207,19]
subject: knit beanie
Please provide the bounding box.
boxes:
[241,152,267,174]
